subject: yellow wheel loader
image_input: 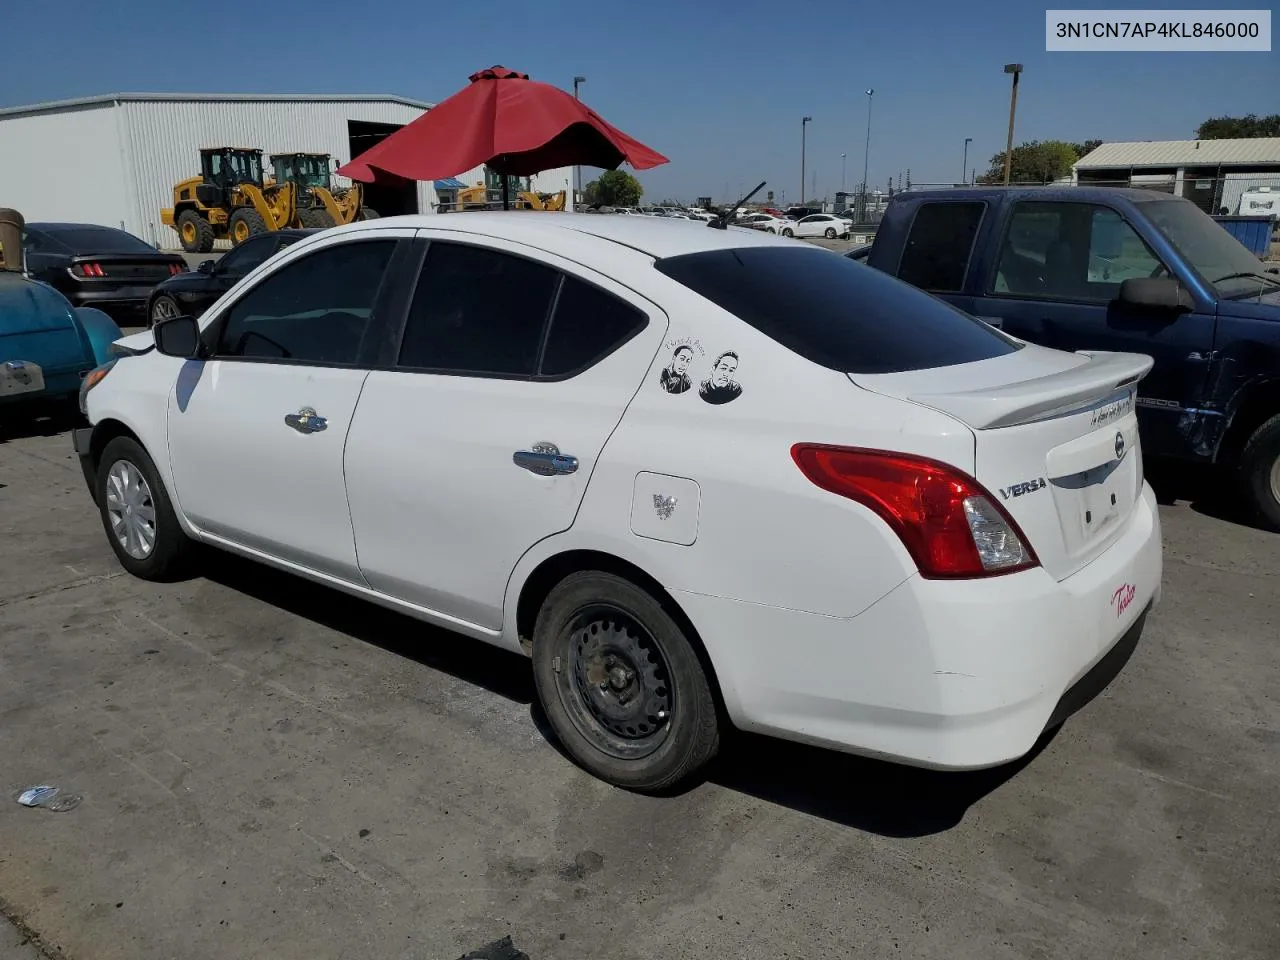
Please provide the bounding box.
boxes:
[160,148,296,252]
[268,153,378,228]
[449,183,567,212]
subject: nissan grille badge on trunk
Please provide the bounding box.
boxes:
[999,477,1047,500]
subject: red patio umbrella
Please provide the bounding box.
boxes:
[338,66,668,207]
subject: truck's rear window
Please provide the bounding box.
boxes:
[655,246,1020,374]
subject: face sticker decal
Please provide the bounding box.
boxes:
[699,350,742,405]
[659,344,696,394]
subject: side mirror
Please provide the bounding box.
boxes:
[153,315,202,358]
[1116,277,1195,313]
[197,259,216,274]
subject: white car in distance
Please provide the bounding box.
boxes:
[734,213,787,233]
[74,213,1162,792]
[783,213,851,239]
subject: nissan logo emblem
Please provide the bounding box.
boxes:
[1115,432,1125,460]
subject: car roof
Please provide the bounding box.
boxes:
[896,186,1192,205]
[30,222,135,233]
[333,211,797,259]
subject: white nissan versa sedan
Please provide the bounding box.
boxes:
[73,213,1163,792]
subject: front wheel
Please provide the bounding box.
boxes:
[531,571,720,792]
[824,227,837,239]
[1239,413,1280,531]
[149,294,181,328]
[782,228,794,238]
[228,208,267,245]
[95,437,194,581]
[357,207,381,220]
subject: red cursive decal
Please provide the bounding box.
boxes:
[1112,583,1136,618]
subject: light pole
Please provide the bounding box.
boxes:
[573,75,586,198]
[861,88,874,220]
[800,116,812,205]
[1002,64,1022,186]
[962,138,972,185]
[841,152,847,192]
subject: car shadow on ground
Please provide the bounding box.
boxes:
[200,549,1048,838]
[1143,456,1262,529]
[0,403,84,444]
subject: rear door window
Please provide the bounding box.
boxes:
[655,246,1020,374]
[540,277,648,377]
[897,201,986,292]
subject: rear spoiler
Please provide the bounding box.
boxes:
[904,351,1153,430]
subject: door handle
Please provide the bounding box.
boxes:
[284,407,327,434]
[513,443,578,477]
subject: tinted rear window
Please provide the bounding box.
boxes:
[655,246,1020,374]
[40,226,156,254]
[898,201,986,292]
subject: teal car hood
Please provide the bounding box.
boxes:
[0,271,92,374]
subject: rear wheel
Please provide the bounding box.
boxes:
[1238,413,1280,531]
[824,227,837,239]
[228,208,267,246]
[357,207,381,220]
[298,207,335,228]
[531,571,720,792]
[95,437,193,581]
[782,227,794,238]
[149,294,181,328]
[177,211,214,253]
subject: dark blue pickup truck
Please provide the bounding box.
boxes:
[857,186,1280,529]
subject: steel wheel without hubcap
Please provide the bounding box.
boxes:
[181,222,197,247]
[105,460,157,560]
[556,606,674,760]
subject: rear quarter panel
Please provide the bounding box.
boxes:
[505,269,976,634]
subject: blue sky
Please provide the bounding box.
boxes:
[5,0,1276,203]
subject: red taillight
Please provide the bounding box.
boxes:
[169,262,183,275]
[76,262,105,277]
[791,444,1038,579]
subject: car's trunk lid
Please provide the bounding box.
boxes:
[72,254,180,284]
[850,344,1153,581]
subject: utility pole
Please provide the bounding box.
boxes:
[573,76,586,199]
[861,89,874,220]
[800,116,812,205]
[841,152,847,193]
[963,137,973,185]
[1002,64,1022,186]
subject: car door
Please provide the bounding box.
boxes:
[969,199,1215,452]
[344,234,667,631]
[793,215,817,237]
[180,235,279,316]
[166,229,411,582]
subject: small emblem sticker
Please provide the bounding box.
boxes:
[653,494,678,520]
[1114,432,1126,460]
[1112,583,1136,618]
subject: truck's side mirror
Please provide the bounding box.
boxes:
[1116,277,1195,313]
[153,315,202,358]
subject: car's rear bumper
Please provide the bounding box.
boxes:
[676,482,1163,770]
[69,288,152,320]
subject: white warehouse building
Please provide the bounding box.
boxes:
[0,92,574,248]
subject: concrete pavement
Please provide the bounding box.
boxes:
[0,424,1277,960]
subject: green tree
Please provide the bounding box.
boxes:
[1196,114,1280,139]
[583,169,644,207]
[1074,139,1103,158]
[977,140,1085,184]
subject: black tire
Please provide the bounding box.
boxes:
[228,208,268,246]
[357,207,381,220]
[766,227,777,234]
[148,294,181,328]
[824,227,837,239]
[177,210,214,254]
[531,571,720,792]
[298,207,335,228]
[95,436,193,581]
[782,227,794,238]
[1238,413,1280,531]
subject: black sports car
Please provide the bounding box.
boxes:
[146,228,317,327]
[23,223,187,325]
